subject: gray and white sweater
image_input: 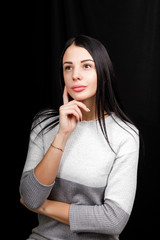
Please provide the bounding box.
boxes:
[20,113,139,240]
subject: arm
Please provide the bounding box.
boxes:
[19,130,68,209]
[20,198,70,225]
[20,86,90,209]
[34,132,69,185]
[21,129,139,235]
[24,87,89,186]
[69,131,139,235]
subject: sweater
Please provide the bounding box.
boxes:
[20,113,139,240]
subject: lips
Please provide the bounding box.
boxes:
[71,85,87,92]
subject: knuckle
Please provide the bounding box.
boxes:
[71,101,76,105]
[73,100,77,104]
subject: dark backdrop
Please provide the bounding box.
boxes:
[14,0,159,239]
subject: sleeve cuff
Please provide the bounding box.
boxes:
[69,204,91,233]
[20,169,55,209]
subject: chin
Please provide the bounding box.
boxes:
[69,90,96,102]
[73,96,86,101]
[71,93,88,101]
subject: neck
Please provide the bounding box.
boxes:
[81,96,97,121]
[81,96,108,121]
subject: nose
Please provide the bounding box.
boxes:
[72,67,82,81]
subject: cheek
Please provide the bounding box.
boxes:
[63,73,70,87]
[63,75,73,96]
[89,73,97,93]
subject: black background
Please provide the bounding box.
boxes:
[12,0,159,239]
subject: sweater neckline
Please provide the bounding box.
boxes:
[78,114,112,124]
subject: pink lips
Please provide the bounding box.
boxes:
[71,85,86,92]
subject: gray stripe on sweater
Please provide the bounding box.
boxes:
[20,172,129,239]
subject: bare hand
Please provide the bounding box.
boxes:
[58,86,90,136]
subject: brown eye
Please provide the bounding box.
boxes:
[84,64,91,69]
[65,66,72,70]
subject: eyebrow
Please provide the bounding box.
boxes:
[63,59,94,65]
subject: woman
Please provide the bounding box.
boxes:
[20,35,139,240]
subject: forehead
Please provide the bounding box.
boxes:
[63,44,93,63]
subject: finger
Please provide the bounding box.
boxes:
[71,100,90,112]
[63,108,80,121]
[66,105,83,121]
[61,105,82,121]
[74,105,83,121]
[63,86,69,105]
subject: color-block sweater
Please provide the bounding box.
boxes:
[20,113,139,240]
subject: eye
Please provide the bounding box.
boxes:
[64,66,72,71]
[84,64,91,69]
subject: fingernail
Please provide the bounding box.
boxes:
[86,108,90,112]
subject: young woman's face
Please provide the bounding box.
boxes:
[62,44,97,102]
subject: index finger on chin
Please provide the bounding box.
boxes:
[63,86,69,105]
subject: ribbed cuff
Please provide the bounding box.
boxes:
[20,169,55,209]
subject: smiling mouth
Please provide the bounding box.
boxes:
[71,86,87,92]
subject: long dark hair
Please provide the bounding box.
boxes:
[33,35,138,152]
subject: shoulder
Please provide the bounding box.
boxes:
[106,113,139,152]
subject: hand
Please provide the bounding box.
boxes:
[58,86,90,136]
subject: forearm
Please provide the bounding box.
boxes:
[21,198,128,234]
[20,198,70,225]
[39,200,70,225]
[34,132,69,185]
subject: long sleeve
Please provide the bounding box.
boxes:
[69,130,139,235]
[19,121,55,209]
[19,114,140,240]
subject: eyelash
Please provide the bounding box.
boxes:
[64,64,92,71]
[84,64,91,69]
[65,66,72,70]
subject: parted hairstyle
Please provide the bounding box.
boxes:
[32,35,138,152]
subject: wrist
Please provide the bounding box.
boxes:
[53,131,69,150]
